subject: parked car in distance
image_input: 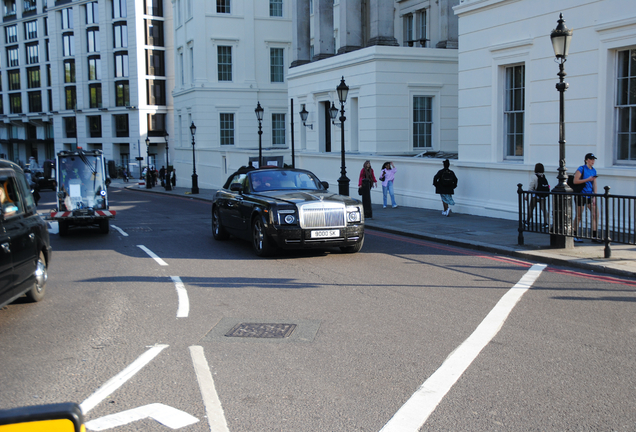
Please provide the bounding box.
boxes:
[212,167,365,256]
[0,159,51,308]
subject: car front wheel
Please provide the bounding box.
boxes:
[252,216,274,257]
[26,251,47,302]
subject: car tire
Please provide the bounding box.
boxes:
[26,251,47,302]
[99,219,109,234]
[252,216,274,257]
[58,220,69,236]
[340,236,364,253]
[212,206,229,240]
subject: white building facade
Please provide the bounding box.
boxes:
[455,0,636,219]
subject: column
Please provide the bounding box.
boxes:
[291,0,311,67]
[436,0,459,49]
[338,0,362,54]
[313,0,334,60]
[367,0,398,47]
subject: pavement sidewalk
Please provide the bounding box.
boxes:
[120,179,636,279]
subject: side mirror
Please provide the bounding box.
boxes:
[0,403,84,431]
[321,181,329,190]
[230,183,244,193]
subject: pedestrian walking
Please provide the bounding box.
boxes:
[525,163,550,230]
[159,166,166,187]
[433,159,458,216]
[171,169,176,187]
[572,153,600,243]
[358,160,377,219]
[379,161,398,208]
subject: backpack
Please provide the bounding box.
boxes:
[567,168,586,194]
[439,170,455,188]
[535,174,550,193]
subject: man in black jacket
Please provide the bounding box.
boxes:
[433,159,458,216]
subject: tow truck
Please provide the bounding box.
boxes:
[49,149,115,236]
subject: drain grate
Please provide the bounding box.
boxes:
[225,323,297,339]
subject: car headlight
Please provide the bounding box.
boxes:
[284,214,296,224]
[346,206,361,223]
[277,209,297,225]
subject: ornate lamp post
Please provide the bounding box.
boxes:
[190,121,199,194]
[299,104,313,129]
[336,77,349,196]
[164,131,171,191]
[255,102,264,167]
[550,13,574,248]
[144,137,151,189]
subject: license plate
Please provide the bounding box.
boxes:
[311,229,340,238]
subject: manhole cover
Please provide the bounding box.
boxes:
[225,323,297,339]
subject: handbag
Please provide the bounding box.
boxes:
[379,171,386,182]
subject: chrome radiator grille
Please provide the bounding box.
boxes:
[299,203,346,229]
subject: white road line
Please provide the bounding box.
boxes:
[80,344,169,414]
[137,245,168,266]
[190,346,230,432]
[380,263,547,432]
[85,403,198,431]
[170,276,190,318]
[111,225,129,236]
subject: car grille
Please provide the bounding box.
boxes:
[298,203,346,229]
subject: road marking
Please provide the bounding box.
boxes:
[190,346,230,432]
[85,403,198,431]
[137,245,168,266]
[111,224,128,236]
[47,221,59,235]
[80,344,169,414]
[380,264,547,432]
[171,276,189,318]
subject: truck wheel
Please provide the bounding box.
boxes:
[26,252,47,302]
[58,220,69,236]
[100,219,110,234]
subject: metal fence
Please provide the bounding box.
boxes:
[517,184,636,258]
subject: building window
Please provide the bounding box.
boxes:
[28,91,41,112]
[114,23,127,48]
[272,113,285,145]
[504,64,525,159]
[146,49,165,76]
[270,0,282,17]
[24,20,37,40]
[8,69,20,90]
[5,25,17,43]
[413,96,432,148]
[218,46,232,81]
[4,0,16,18]
[65,117,77,138]
[217,0,230,14]
[9,93,21,114]
[113,0,126,19]
[45,39,50,61]
[87,28,100,52]
[65,86,76,110]
[115,52,129,77]
[147,79,165,105]
[63,33,74,56]
[179,51,184,85]
[89,83,102,108]
[64,59,75,83]
[616,48,636,162]
[403,14,413,46]
[148,113,166,136]
[23,0,36,13]
[27,67,40,88]
[220,113,234,145]
[88,115,101,137]
[145,0,163,17]
[88,56,101,80]
[61,8,73,29]
[114,114,129,137]
[417,10,427,46]
[115,80,129,106]
[146,20,164,46]
[7,46,19,67]
[86,2,98,24]
[26,43,38,64]
[270,48,284,83]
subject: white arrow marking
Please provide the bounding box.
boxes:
[80,344,168,414]
[170,276,190,318]
[84,403,199,431]
[111,225,128,236]
[47,221,59,235]
[137,245,168,266]
[380,264,547,431]
[190,346,230,432]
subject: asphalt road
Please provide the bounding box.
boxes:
[1,186,635,431]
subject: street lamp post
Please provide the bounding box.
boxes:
[145,137,151,189]
[550,13,574,248]
[190,122,199,194]
[336,77,349,196]
[255,102,264,168]
[164,131,171,191]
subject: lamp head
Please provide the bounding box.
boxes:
[255,102,264,121]
[336,76,349,104]
[329,102,339,121]
[145,137,150,147]
[551,13,573,60]
[299,104,309,123]
[190,121,196,136]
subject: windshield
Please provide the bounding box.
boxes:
[249,170,322,192]
[57,153,108,211]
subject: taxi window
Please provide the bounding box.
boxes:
[0,172,24,218]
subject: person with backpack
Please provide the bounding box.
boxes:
[433,159,458,216]
[525,163,550,230]
[379,161,398,209]
[572,153,600,243]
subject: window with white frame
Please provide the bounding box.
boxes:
[24,0,36,13]
[504,64,525,159]
[88,56,101,80]
[403,14,413,47]
[220,113,234,145]
[114,23,127,48]
[26,43,38,64]
[115,52,128,77]
[87,28,99,52]
[63,33,74,56]
[270,48,284,83]
[86,2,98,24]
[616,48,636,163]
[413,96,432,148]
[113,0,126,18]
[270,0,282,17]
[7,46,19,67]
[218,46,232,81]
[5,25,17,43]
[403,11,427,47]
[25,20,37,39]
[61,7,73,29]
[217,0,230,14]
[272,113,285,145]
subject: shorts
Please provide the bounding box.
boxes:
[576,195,593,206]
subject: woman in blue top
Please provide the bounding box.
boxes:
[572,153,599,243]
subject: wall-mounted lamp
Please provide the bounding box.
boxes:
[329,102,341,127]
[299,104,313,130]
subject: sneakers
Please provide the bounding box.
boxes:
[383,206,387,209]
[442,210,447,216]
[392,205,398,209]
[573,237,583,243]
[446,209,451,217]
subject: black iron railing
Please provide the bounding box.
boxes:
[517,183,636,258]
